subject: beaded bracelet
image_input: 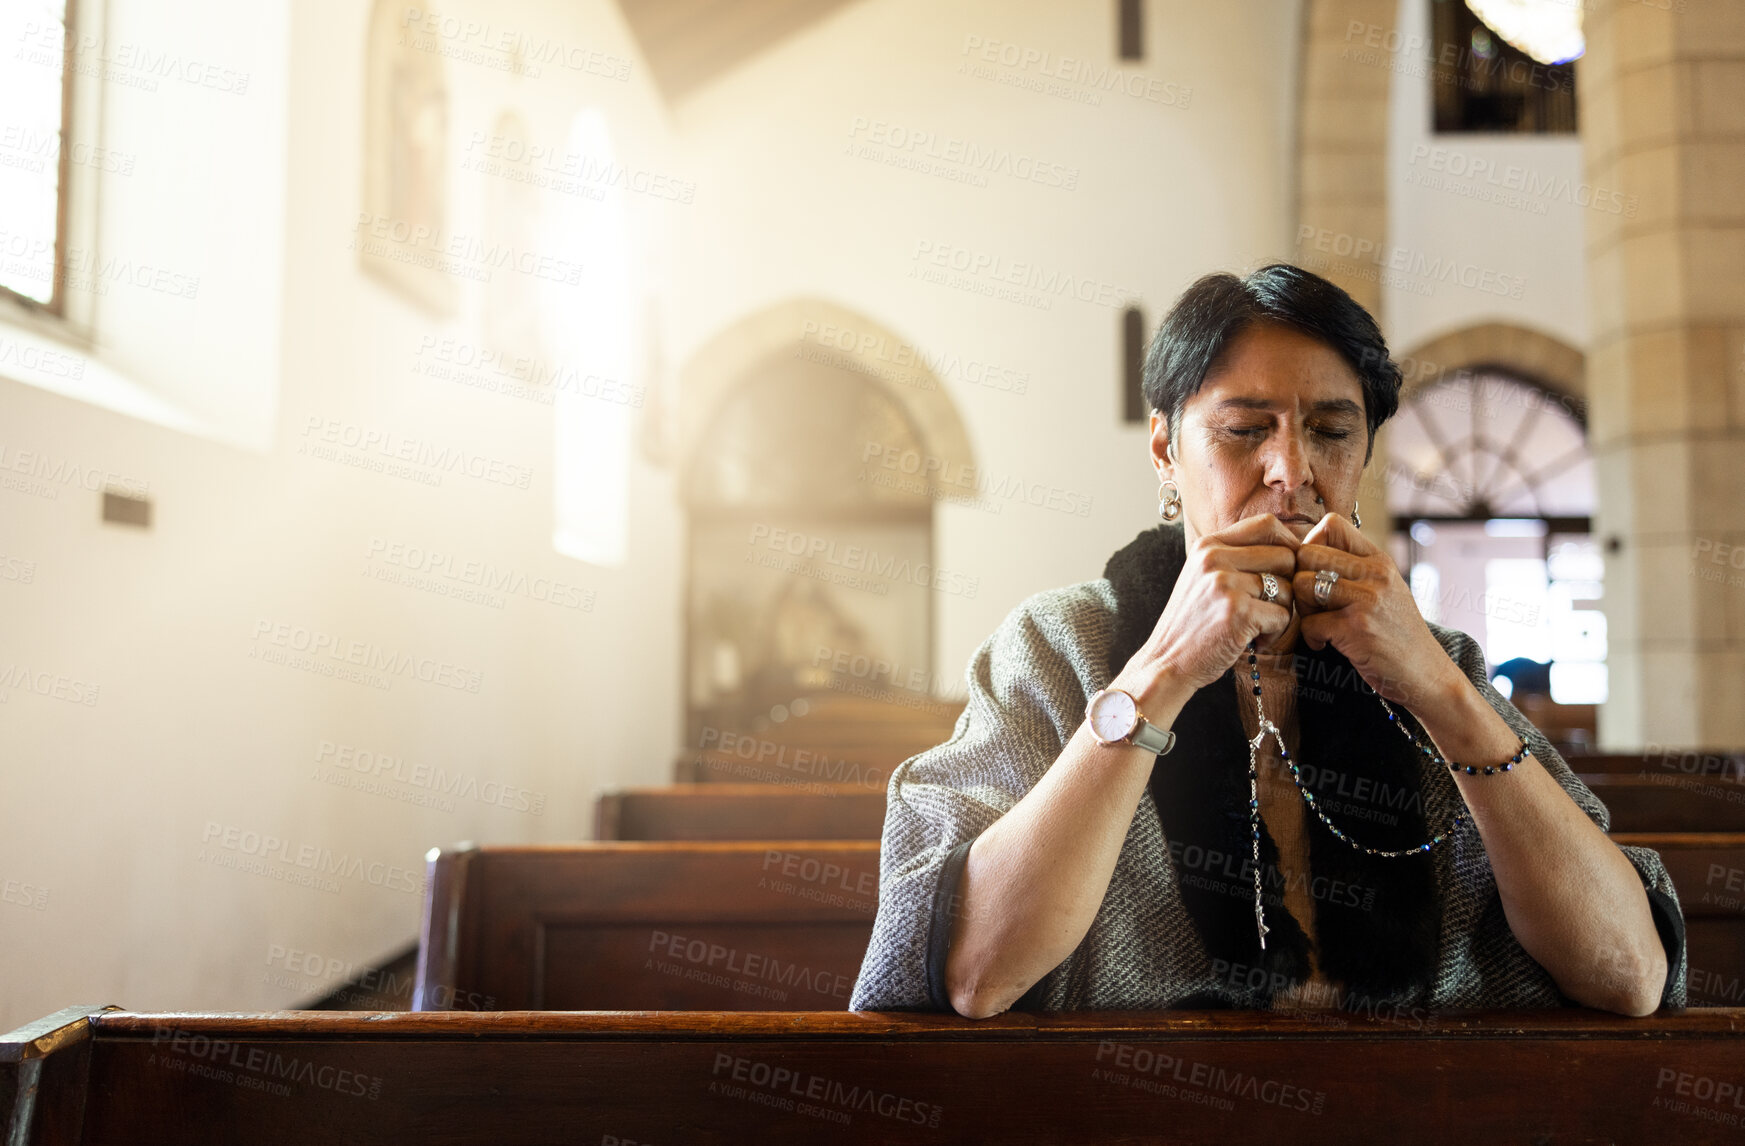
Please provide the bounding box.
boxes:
[1376,696,1530,776]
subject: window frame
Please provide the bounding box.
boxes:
[1,0,104,349]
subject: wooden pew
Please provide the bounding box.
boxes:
[1587,776,1745,833]
[677,693,962,786]
[13,1006,1745,1144]
[595,784,886,841]
[1571,751,1745,777]
[415,833,1743,1015]
[414,842,880,1012]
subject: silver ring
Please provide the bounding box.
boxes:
[1313,569,1340,606]
[1260,573,1280,603]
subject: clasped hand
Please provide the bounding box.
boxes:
[1123,512,1462,711]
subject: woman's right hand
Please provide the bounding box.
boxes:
[1111,513,1300,711]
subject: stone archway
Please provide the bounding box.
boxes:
[1397,322,1586,411]
[673,299,975,778]
[675,298,973,486]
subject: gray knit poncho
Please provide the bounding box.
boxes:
[849,523,1686,1014]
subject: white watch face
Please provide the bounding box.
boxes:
[1089,689,1138,742]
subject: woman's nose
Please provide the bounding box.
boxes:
[1261,429,1314,491]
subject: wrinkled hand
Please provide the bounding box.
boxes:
[1117,514,1298,708]
[1292,513,1462,707]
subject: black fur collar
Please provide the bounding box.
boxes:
[1102,523,1442,1005]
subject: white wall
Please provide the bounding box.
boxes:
[673,0,1304,690]
[0,0,684,1027]
[1383,0,1590,357]
[0,0,1305,1028]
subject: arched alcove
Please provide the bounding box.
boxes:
[675,300,974,767]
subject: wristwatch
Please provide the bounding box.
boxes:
[1084,687,1176,755]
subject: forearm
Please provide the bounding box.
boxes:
[1412,671,1667,1015]
[944,683,1186,1018]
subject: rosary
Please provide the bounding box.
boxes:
[1242,640,1528,950]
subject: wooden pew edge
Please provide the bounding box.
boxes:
[446,840,884,855]
[2,1005,116,1146]
[79,1007,1745,1041]
[600,784,882,797]
[1611,833,1745,847]
[413,844,477,1013]
[0,1006,117,1064]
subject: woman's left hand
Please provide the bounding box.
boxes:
[1291,513,1464,709]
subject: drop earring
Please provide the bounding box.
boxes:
[1352,501,1363,529]
[1157,478,1182,522]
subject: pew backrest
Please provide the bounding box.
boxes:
[595,784,886,841]
[414,841,881,1012]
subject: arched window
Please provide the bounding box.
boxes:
[551,109,634,567]
[1385,368,1605,733]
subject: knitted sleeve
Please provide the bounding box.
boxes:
[1432,625,1687,1010]
[847,585,1110,1011]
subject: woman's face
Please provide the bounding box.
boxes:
[1151,322,1369,545]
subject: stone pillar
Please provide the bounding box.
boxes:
[1295,0,1399,543]
[1583,0,1745,748]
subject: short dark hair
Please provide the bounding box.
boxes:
[1141,264,1402,462]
